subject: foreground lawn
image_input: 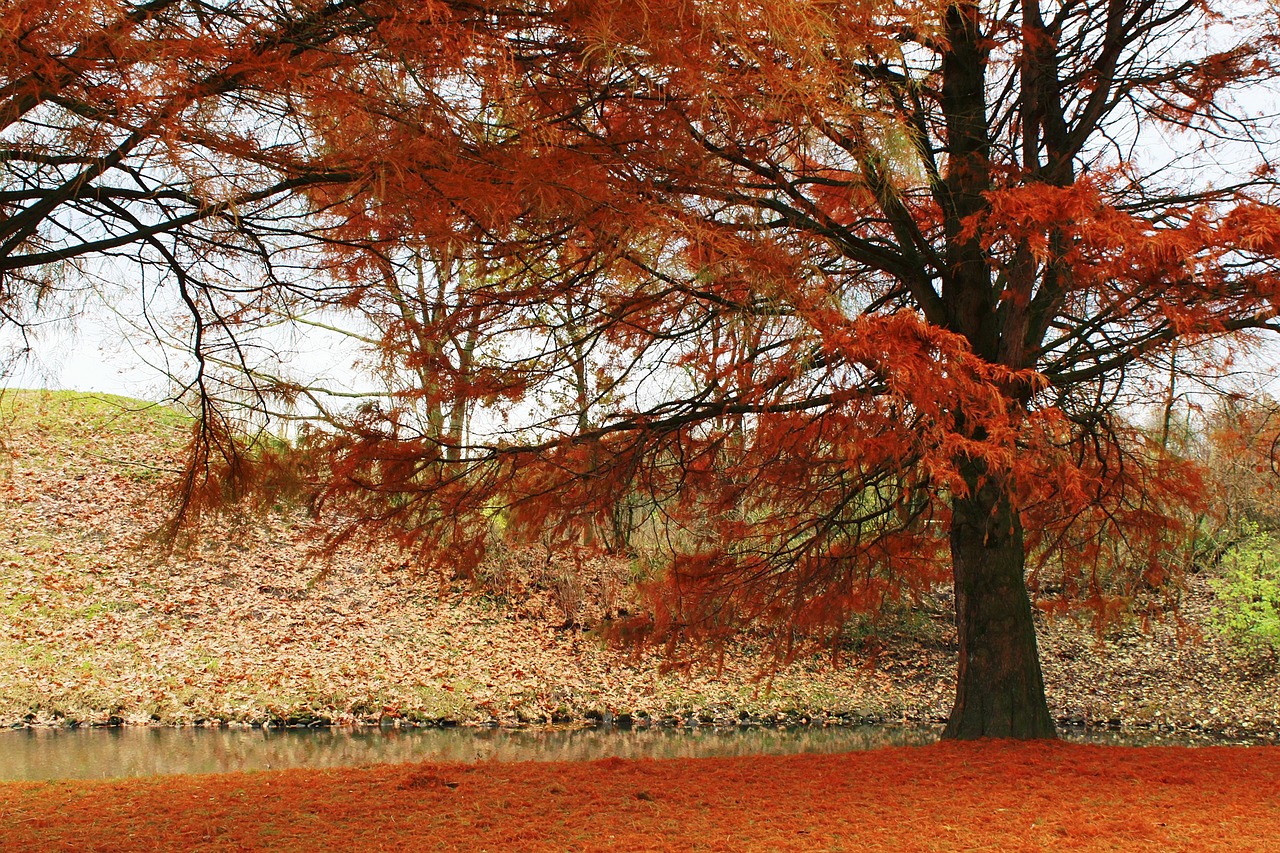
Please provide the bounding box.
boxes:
[2,741,1277,851]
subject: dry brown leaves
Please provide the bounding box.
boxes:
[0,390,1276,738]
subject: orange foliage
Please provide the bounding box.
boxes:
[10,0,1280,735]
[3,743,1279,851]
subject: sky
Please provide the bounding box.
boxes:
[2,285,372,411]
[6,1,1280,410]
[4,307,169,400]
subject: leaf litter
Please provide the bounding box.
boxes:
[0,390,1276,739]
[2,742,1279,851]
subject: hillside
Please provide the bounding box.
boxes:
[0,390,1276,738]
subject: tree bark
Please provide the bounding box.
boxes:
[944,462,1056,739]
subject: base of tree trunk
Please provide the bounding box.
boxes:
[943,670,1058,740]
[944,469,1057,740]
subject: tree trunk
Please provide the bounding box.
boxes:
[944,464,1056,739]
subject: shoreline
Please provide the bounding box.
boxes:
[6,712,1279,747]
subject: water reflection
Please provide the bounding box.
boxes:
[0,724,1269,781]
[0,725,935,781]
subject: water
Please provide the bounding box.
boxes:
[0,724,1270,782]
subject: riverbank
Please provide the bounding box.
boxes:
[3,741,1278,851]
[2,390,1277,738]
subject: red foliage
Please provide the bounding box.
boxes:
[10,0,1280,735]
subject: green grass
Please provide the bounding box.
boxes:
[1,388,189,433]
[0,388,192,471]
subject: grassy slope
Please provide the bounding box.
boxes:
[2,741,1279,851]
[0,389,1277,735]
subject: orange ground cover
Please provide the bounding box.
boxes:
[2,741,1277,852]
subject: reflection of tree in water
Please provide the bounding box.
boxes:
[6,724,1264,782]
[3,725,941,780]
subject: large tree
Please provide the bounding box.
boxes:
[8,0,1280,738]
[288,0,1280,739]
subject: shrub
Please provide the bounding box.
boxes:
[1210,522,1280,656]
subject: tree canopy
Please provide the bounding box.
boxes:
[6,0,1280,738]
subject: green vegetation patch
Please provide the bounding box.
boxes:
[1,388,192,473]
[1212,522,1280,658]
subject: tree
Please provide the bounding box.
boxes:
[9,1,1280,739]
[289,0,1280,740]
[0,0,372,322]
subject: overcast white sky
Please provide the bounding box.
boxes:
[3,306,161,399]
[6,3,1280,410]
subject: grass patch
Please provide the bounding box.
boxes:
[406,683,474,721]
[0,388,191,475]
[0,388,190,435]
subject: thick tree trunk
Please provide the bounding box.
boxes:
[934,0,1054,740]
[944,465,1056,739]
